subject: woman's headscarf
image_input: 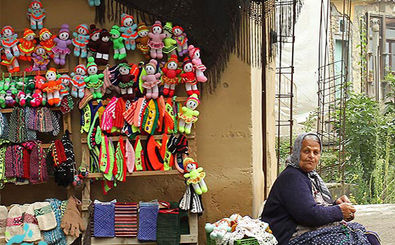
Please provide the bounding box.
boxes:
[286,132,333,204]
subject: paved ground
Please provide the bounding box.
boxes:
[353,204,395,245]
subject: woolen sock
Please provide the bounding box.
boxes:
[33,202,57,231]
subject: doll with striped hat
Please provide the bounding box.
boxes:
[43,68,62,106]
[84,57,104,99]
[39,28,55,56]
[72,24,90,58]
[120,14,138,50]
[1,26,20,60]
[18,28,36,62]
[71,64,87,98]
[136,23,150,58]
[27,0,45,30]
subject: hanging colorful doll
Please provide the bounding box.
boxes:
[163,22,177,57]
[116,63,135,95]
[59,74,71,102]
[188,45,207,83]
[72,24,90,58]
[71,64,87,98]
[43,68,62,106]
[172,26,188,56]
[95,29,111,65]
[84,57,104,99]
[136,23,150,58]
[33,75,46,106]
[148,21,166,59]
[39,28,56,57]
[141,59,161,99]
[120,14,138,51]
[183,157,207,195]
[27,0,45,30]
[52,24,72,66]
[1,26,20,60]
[180,57,199,95]
[110,25,127,60]
[162,54,181,97]
[87,24,101,58]
[28,45,50,71]
[178,93,200,134]
[0,55,20,73]
[18,28,36,62]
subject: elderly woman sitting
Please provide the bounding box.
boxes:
[261,133,380,245]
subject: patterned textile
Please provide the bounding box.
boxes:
[156,207,180,245]
[5,145,24,179]
[179,184,204,214]
[29,143,48,184]
[94,202,115,237]
[42,199,67,245]
[114,202,138,237]
[137,202,159,241]
[8,108,27,143]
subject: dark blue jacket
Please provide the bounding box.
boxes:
[261,166,343,245]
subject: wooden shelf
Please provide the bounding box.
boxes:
[0,106,61,113]
[81,133,195,144]
[87,170,181,179]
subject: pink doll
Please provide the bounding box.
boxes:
[182,157,207,195]
[162,54,181,97]
[72,24,90,58]
[28,45,50,71]
[172,26,188,56]
[53,24,72,66]
[71,64,87,98]
[141,59,161,99]
[27,0,45,30]
[43,68,62,106]
[1,26,20,60]
[120,14,138,51]
[188,45,207,83]
[148,21,166,59]
[180,57,199,95]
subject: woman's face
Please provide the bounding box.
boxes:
[299,139,321,172]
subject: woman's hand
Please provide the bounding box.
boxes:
[336,195,352,204]
[339,203,356,221]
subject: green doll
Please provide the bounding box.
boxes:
[110,25,127,60]
[163,22,177,56]
[84,57,104,99]
[178,93,200,134]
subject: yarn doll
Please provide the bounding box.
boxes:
[163,22,177,56]
[148,21,166,59]
[183,157,207,195]
[39,28,55,57]
[53,24,72,66]
[188,45,207,83]
[120,14,138,50]
[18,28,36,62]
[172,26,188,56]
[31,75,46,106]
[136,23,150,58]
[141,59,161,99]
[178,93,199,134]
[162,54,181,97]
[116,63,135,95]
[29,45,50,71]
[180,57,199,95]
[71,64,87,98]
[84,57,104,99]
[1,26,20,60]
[0,56,20,73]
[72,24,90,58]
[59,74,71,101]
[43,68,62,106]
[95,29,111,65]
[110,25,127,60]
[27,0,45,30]
[87,24,101,58]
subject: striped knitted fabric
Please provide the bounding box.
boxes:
[42,199,67,245]
[156,208,181,245]
[94,202,115,237]
[114,202,138,237]
[137,202,159,241]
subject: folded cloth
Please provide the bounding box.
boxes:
[156,207,180,245]
[33,202,57,231]
[137,201,159,241]
[114,202,138,237]
[23,204,41,242]
[42,199,67,245]
[94,201,115,237]
[5,205,24,241]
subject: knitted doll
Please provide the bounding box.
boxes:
[141,59,161,99]
[148,21,166,59]
[116,63,135,95]
[95,29,111,65]
[32,75,46,106]
[1,26,20,60]
[27,0,45,30]
[39,28,56,56]
[163,22,177,56]
[120,14,138,50]
[178,93,199,134]
[84,57,104,99]
[17,28,36,62]
[59,74,71,101]
[29,45,50,71]
[183,157,207,195]
[72,24,90,58]
[43,68,62,106]
[0,56,20,73]
[162,54,181,97]
[71,64,87,98]
[53,24,72,66]
[87,24,101,58]
[172,26,188,56]
[136,23,150,58]
[110,25,127,60]
[188,45,207,83]
[180,57,199,95]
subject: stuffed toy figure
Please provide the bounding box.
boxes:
[27,0,45,30]
[72,24,90,58]
[71,64,87,98]
[43,68,62,106]
[95,29,111,65]
[116,63,135,95]
[172,26,188,56]
[162,22,177,56]
[84,57,104,99]
[29,45,50,71]
[1,26,20,60]
[110,25,127,60]
[23,77,36,106]
[183,157,207,195]
[148,21,166,59]
[136,23,150,58]
[141,59,161,99]
[59,74,71,101]
[88,0,101,7]
[178,93,199,134]
[87,24,101,58]
[188,45,207,83]
[180,58,199,95]
[0,55,20,73]
[162,54,181,97]
[120,14,138,50]
[39,28,56,56]
[53,24,72,65]
[32,75,46,106]
[18,28,36,62]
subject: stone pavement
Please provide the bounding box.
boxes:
[353,204,395,245]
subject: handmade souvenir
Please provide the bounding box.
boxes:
[0,56,20,73]
[23,77,36,106]
[53,24,72,65]
[1,26,20,60]
[88,0,101,7]
[59,74,71,101]
[71,64,87,98]
[18,28,36,61]
[27,0,45,30]
[172,26,188,56]
[141,59,161,99]
[148,21,166,59]
[178,93,199,134]
[163,22,177,56]
[32,75,46,106]
[183,157,207,195]
[96,29,111,65]
[136,23,150,58]
[72,24,90,58]
[180,57,199,95]
[110,25,127,60]
[39,28,55,55]
[162,55,181,97]
[29,45,50,71]
[87,24,101,58]
[84,57,104,99]
[188,45,207,83]
[120,14,138,50]
[43,68,62,106]
[115,63,135,95]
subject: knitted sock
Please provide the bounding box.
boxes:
[0,206,8,239]
[5,205,24,241]
[137,202,159,241]
[33,202,57,231]
[23,204,41,242]
[93,202,115,237]
[114,202,137,237]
